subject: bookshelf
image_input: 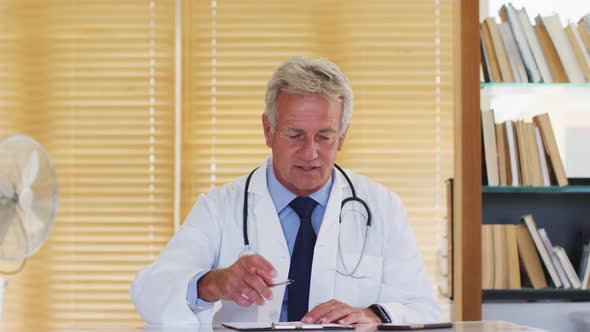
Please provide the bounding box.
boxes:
[482,178,590,293]
[452,0,590,324]
[447,178,590,295]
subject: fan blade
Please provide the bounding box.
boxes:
[20,150,39,189]
[25,210,44,234]
[16,206,44,234]
[18,186,33,213]
[0,205,17,243]
[0,171,14,198]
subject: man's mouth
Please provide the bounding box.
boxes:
[296,166,319,171]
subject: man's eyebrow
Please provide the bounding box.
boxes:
[282,127,338,134]
[284,127,304,133]
[318,128,338,134]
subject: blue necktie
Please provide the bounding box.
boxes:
[287,196,318,322]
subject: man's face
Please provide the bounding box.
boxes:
[263,93,347,197]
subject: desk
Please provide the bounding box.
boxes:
[46,321,545,332]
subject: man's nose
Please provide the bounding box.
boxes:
[300,137,318,160]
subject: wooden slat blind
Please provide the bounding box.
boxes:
[0,0,453,329]
[182,0,454,314]
[0,0,176,330]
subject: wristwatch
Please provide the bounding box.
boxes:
[368,304,391,323]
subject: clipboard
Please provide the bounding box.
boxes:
[222,322,355,331]
[377,322,453,330]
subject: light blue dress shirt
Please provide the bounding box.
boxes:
[266,165,333,321]
[186,163,333,321]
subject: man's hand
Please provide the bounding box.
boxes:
[197,254,277,307]
[302,299,382,324]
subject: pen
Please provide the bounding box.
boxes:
[270,279,294,287]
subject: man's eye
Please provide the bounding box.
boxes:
[318,136,330,141]
[288,134,301,139]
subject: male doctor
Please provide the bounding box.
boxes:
[131,56,443,326]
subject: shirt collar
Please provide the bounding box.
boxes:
[266,159,333,213]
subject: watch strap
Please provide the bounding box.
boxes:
[368,304,391,323]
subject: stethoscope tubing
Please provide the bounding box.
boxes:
[242,164,371,247]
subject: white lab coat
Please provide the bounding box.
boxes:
[130,158,442,326]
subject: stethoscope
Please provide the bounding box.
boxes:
[242,164,372,278]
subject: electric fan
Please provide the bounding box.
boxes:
[0,135,58,317]
[0,135,58,261]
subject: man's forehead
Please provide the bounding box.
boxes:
[277,92,339,102]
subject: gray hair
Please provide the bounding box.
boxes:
[264,56,353,134]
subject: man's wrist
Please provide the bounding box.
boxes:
[197,270,221,302]
[367,304,391,323]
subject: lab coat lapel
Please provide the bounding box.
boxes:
[308,169,347,309]
[247,158,290,322]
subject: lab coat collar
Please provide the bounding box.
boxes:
[308,163,348,309]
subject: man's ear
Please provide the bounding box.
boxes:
[337,125,349,151]
[262,114,273,148]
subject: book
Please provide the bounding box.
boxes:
[536,15,585,83]
[538,228,571,289]
[481,110,499,186]
[484,17,514,82]
[517,7,552,82]
[493,224,509,289]
[554,246,582,289]
[535,17,569,82]
[580,244,590,289]
[565,23,590,81]
[499,22,528,82]
[482,224,521,289]
[499,4,542,82]
[495,123,510,186]
[532,113,568,186]
[482,224,495,289]
[505,224,521,289]
[521,214,562,288]
[481,22,502,82]
[524,122,544,186]
[533,126,551,186]
[578,21,590,54]
[504,120,520,186]
[515,224,548,289]
[513,121,531,186]
[480,31,493,82]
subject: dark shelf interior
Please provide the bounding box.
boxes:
[482,178,590,273]
[483,289,590,302]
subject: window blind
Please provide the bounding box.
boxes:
[0,0,176,329]
[0,0,453,328]
[183,0,453,313]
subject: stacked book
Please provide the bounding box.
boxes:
[481,111,567,187]
[482,214,590,290]
[481,4,590,83]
